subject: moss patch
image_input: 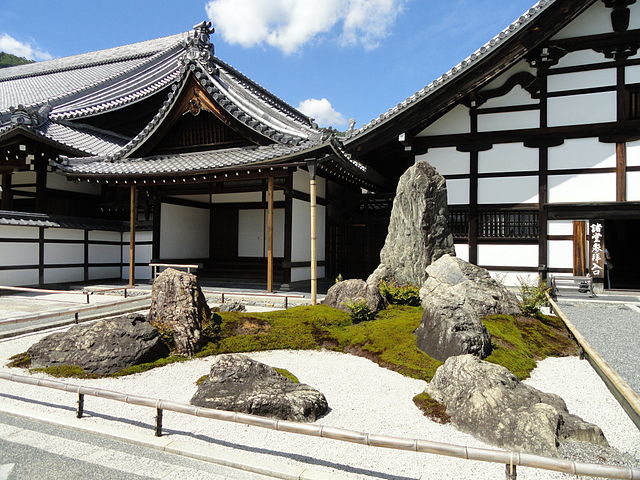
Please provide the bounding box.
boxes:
[413,392,450,424]
[196,374,208,386]
[483,314,579,380]
[274,367,299,383]
[30,365,99,379]
[7,352,31,368]
[110,355,190,377]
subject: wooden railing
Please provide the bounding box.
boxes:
[0,372,637,480]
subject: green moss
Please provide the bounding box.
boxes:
[412,392,450,424]
[483,314,578,380]
[196,374,208,386]
[7,352,31,368]
[110,355,190,377]
[274,367,299,383]
[30,365,98,379]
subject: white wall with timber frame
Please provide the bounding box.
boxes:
[408,1,640,285]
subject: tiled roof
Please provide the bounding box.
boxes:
[56,141,323,176]
[0,210,130,230]
[38,122,128,156]
[346,0,557,141]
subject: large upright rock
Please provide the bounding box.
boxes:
[147,268,210,356]
[191,354,329,422]
[27,314,169,376]
[426,355,608,456]
[367,161,455,288]
[323,279,386,313]
[416,255,519,361]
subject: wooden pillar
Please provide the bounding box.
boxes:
[35,159,47,213]
[616,142,627,202]
[267,176,274,292]
[129,184,136,286]
[308,161,318,305]
[1,171,12,210]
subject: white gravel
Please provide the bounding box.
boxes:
[0,328,638,480]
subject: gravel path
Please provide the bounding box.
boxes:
[0,328,638,480]
[558,301,640,394]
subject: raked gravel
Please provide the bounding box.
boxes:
[0,326,638,480]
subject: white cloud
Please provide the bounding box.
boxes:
[205,0,406,54]
[298,98,346,127]
[0,34,52,61]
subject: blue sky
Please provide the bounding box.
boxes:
[0,0,537,128]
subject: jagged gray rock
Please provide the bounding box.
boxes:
[27,314,169,376]
[147,268,210,356]
[191,354,329,422]
[322,278,386,313]
[416,254,519,361]
[426,355,609,456]
[366,160,455,289]
[217,301,246,312]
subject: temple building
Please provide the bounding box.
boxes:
[346,0,640,290]
[0,22,384,296]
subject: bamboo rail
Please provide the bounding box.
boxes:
[0,285,92,304]
[0,372,637,479]
[207,290,305,309]
[149,263,200,279]
[547,295,640,430]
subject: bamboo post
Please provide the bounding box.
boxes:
[267,176,274,292]
[129,185,136,286]
[308,161,318,305]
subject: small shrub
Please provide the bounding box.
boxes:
[7,352,31,368]
[202,312,223,341]
[335,273,344,284]
[344,301,376,324]
[412,392,450,424]
[274,367,299,383]
[518,276,551,319]
[196,374,208,386]
[379,281,421,306]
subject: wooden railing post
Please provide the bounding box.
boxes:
[129,184,136,286]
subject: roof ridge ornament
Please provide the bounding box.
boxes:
[182,21,217,74]
[9,104,51,127]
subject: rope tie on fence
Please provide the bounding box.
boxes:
[509,452,514,475]
[319,425,325,438]
[464,446,469,460]
[365,433,371,446]
[195,407,202,417]
[412,439,418,452]
[571,460,577,475]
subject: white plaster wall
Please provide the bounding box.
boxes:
[547,69,616,92]
[88,231,121,242]
[265,209,285,258]
[454,243,469,262]
[169,194,210,204]
[0,243,38,266]
[552,2,612,39]
[552,50,609,69]
[548,220,574,236]
[0,269,38,287]
[478,143,538,174]
[44,267,84,284]
[12,171,35,184]
[417,104,469,136]
[212,192,261,203]
[416,148,469,175]
[548,173,616,203]
[489,271,537,287]
[628,140,640,167]
[159,203,209,259]
[291,266,325,283]
[478,244,539,268]
[122,231,153,243]
[477,110,539,132]
[548,92,616,127]
[45,244,83,265]
[121,266,152,281]
[626,171,640,201]
[88,267,121,280]
[293,171,327,198]
[291,199,325,262]
[44,228,84,241]
[548,138,615,170]
[548,240,574,269]
[446,179,470,205]
[481,61,537,90]
[47,173,101,195]
[629,65,640,84]
[122,244,152,265]
[478,176,538,204]
[89,245,120,264]
[0,226,38,239]
[629,1,640,29]
[238,209,264,257]
[480,86,538,109]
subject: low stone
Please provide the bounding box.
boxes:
[366,160,455,289]
[147,268,210,356]
[191,354,329,422]
[27,314,169,376]
[322,278,386,313]
[416,254,519,361]
[218,301,246,312]
[426,355,609,456]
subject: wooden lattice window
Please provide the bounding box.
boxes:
[448,210,469,238]
[630,88,640,120]
[478,211,538,239]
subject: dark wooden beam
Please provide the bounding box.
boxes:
[616,142,627,201]
[1,171,12,210]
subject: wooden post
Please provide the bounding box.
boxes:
[1,171,12,210]
[616,142,627,202]
[308,161,318,305]
[267,176,274,293]
[129,185,136,286]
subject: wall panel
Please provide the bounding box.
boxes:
[478,143,538,174]
[548,173,616,203]
[548,92,616,127]
[416,148,469,175]
[548,138,615,170]
[478,176,538,204]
